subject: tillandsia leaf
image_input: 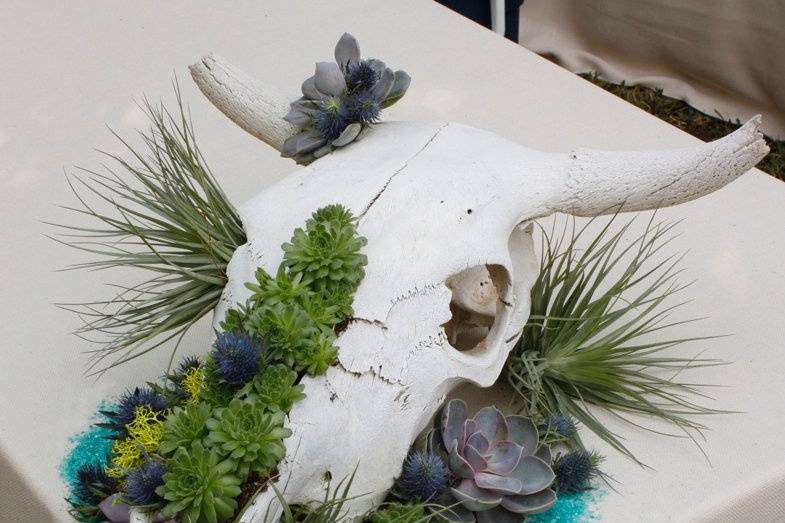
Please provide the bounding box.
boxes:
[52,82,245,374]
[506,213,727,464]
[258,468,363,523]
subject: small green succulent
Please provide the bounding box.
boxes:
[254,303,318,367]
[159,402,212,455]
[365,503,428,523]
[206,398,291,475]
[281,204,367,297]
[238,364,306,412]
[300,332,339,376]
[157,441,242,523]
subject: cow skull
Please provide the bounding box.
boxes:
[177,54,768,522]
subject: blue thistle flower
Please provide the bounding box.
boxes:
[541,413,577,438]
[552,450,602,493]
[314,96,350,140]
[99,387,166,437]
[400,451,450,502]
[125,460,166,506]
[213,331,260,386]
[345,60,379,91]
[175,355,201,377]
[72,462,117,505]
[347,90,382,125]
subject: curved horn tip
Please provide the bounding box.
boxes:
[188,52,296,152]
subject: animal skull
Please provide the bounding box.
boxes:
[176,54,768,522]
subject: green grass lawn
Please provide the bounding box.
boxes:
[582,73,784,182]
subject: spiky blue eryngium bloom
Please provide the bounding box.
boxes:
[213,331,260,386]
[72,462,117,505]
[99,387,167,437]
[552,450,602,493]
[400,451,450,502]
[314,96,350,140]
[175,355,201,378]
[125,460,167,506]
[542,413,577,438]
[345,60,379,91]
[347,90,382,125]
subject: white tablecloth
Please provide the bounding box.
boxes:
[2,1,785,521]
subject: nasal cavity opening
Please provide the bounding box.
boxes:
[442,264,509,352]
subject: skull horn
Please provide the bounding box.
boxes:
[550,117,768,216]
[190,53,296,151]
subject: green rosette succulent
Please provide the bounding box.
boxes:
[299,332,339,376]
[432,399,556,522]
[239,364,306,412]
[157,441,242,523]
[282,204,368,297]
[206,398,291,475]
[159,402,211,455]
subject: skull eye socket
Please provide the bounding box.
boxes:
[442,264,509,352]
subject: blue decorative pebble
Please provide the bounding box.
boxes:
[59,401,116,503]
[529,489,607,523]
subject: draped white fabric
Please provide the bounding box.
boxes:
[520,0,785,139]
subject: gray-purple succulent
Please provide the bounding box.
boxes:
[432,399,556,523]
[282,33,411,165]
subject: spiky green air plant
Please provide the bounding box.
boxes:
[283,33,411,164]
[431,400,556,523]
[506,215,724,463]
[53,85,245,373]
[253,470,360,523]
[157,441,242,523]
[238,364,306,412]
[206,398,291,476]
[159,402,212,455]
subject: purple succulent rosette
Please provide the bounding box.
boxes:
[282,33,411,164]
[431,399,557,523]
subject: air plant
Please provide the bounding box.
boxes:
[431,399,556,522]
[282,33,411,164]
[506,215,724,463]
[54,85,246,373]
